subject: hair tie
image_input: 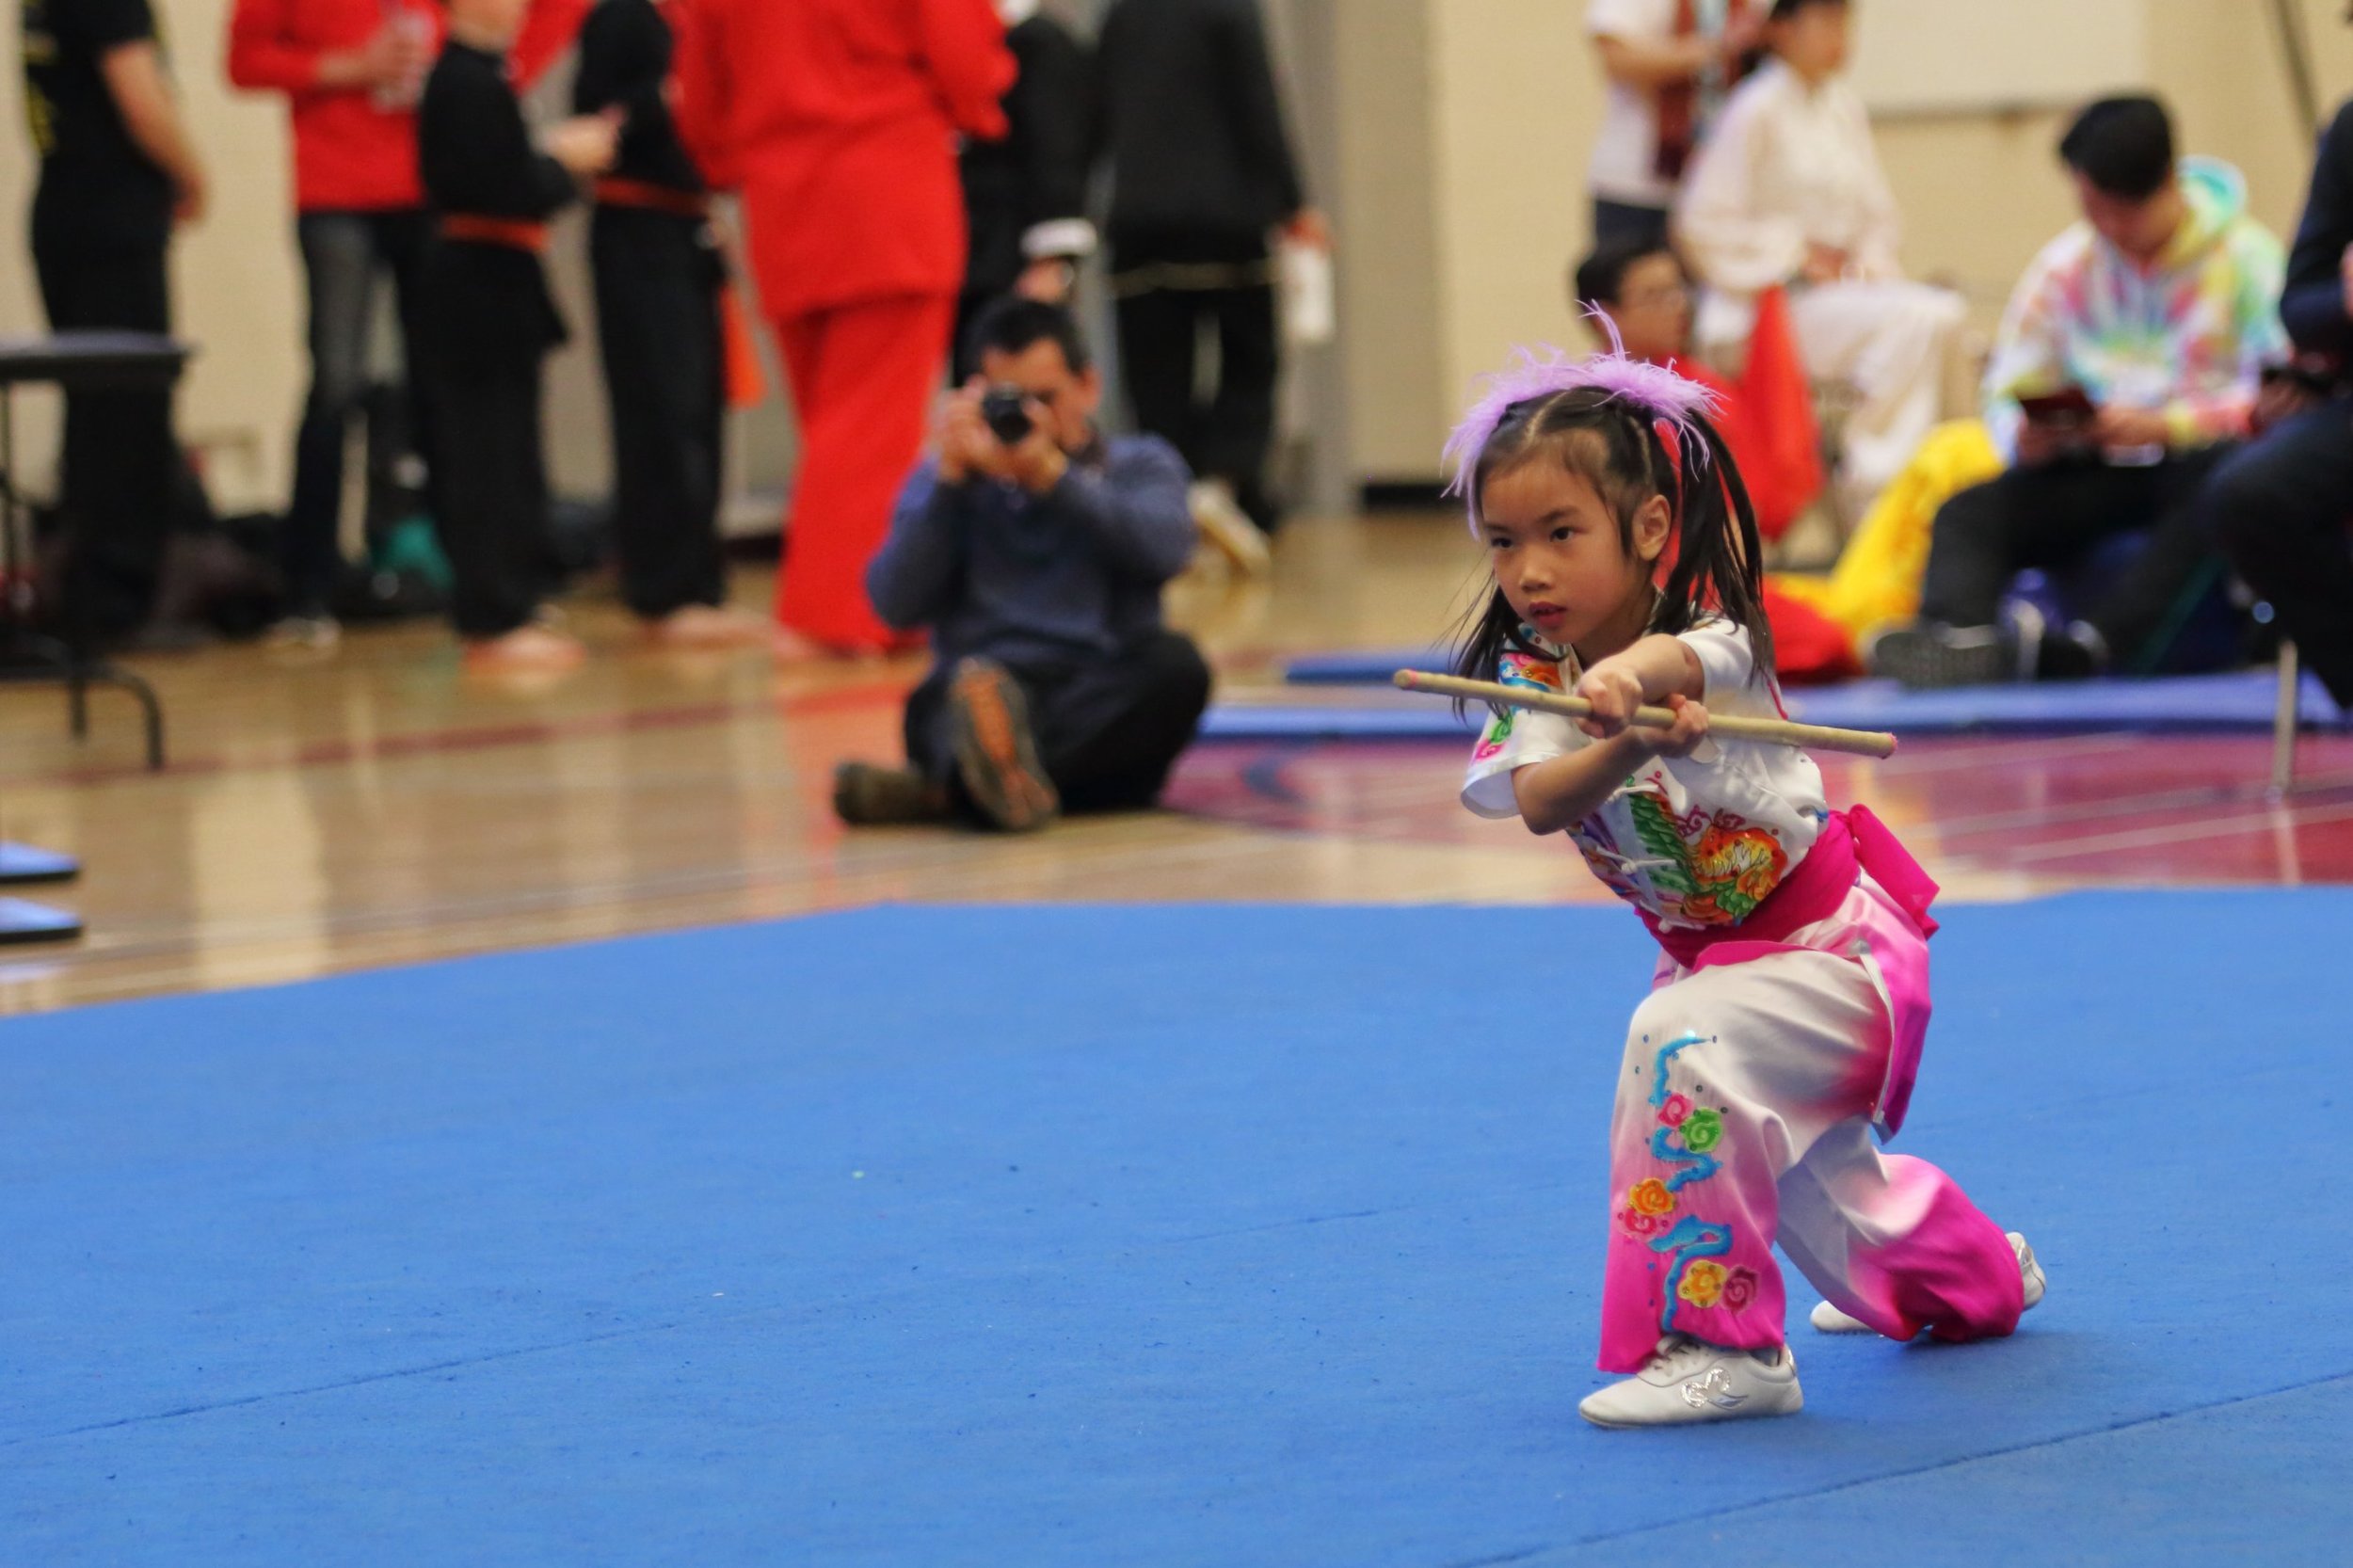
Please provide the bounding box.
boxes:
[1443,317,1721,534]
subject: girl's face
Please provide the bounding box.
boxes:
[1479,456,1670,654]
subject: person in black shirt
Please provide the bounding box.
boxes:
[417,0,615,670]
[955,0,1094,382]
[1095,0,1326,538]
[573,0,760,648]
[2202,98,2353,710]
[19,0,206,648]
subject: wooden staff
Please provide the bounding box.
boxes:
[1392,670,1899,760]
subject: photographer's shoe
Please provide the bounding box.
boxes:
[1577,1336,1802,1429]
[949,659,1060,833]
[833,763,950,826]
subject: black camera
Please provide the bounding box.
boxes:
[980,385,1035,446]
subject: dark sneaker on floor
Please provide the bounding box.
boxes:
[832,762,949,826]
[2035,620,2108,681]
[1870,623,2015,689]
[948,658,1060,832]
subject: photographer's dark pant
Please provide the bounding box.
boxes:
[34,238,176,646]
[591,206,728,620]
[1917,447,2232,667]
[2205,399,2353,707]
[1111,228,1279,527]
[904,632,1213,814]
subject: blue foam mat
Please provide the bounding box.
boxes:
[1244,654,2347,741]
[4,897,2346,1563]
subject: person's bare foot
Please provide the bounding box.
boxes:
[463,624,587,673]
[644,604,770,649]
[771,625,836,662]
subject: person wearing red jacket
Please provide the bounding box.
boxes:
[674,0,1015,656]
[227,0,589,646]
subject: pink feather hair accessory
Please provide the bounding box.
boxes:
[1441,328,1721,531]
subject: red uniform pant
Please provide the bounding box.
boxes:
[772,293,955,648]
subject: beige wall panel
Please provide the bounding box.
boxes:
[1331,0,1447,479]
[1427,0,1599,424]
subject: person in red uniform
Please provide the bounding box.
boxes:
[674,0,1015,657]
[226,0,590,647]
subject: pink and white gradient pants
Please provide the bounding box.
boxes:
[1597,887,2024,1373]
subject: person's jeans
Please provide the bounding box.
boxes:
[285,209,432,616]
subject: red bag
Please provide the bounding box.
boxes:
[1723,285,1823,541]
[1762,582,1860,684]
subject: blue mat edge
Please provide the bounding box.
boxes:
[0,887,2332,1032]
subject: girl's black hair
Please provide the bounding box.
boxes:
[1449,386,1775,704]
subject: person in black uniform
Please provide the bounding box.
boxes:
[19,0,206,648]
[418,0,615,670]
[572,0,762,648]
[1094,0,1326,539]
[955,0,1094,383]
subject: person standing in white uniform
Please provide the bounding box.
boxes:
[1586,0,1767,250]
[1673,0,1963,519]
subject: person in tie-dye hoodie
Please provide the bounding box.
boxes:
[1873,97,2285,687]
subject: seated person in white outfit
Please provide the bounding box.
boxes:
[1673,0,1964,519]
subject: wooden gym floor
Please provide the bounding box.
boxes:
[0,511,2345,1016]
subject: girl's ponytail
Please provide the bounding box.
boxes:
[1652,412,1775,680]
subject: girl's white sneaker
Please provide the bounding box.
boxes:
[1811,1231,2047,1335]
[1577,1336,1803,1428]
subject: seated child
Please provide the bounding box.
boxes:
[834,298,1211,832]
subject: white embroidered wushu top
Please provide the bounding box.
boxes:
[1461,622,1829,931]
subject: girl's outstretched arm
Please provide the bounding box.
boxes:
[1577,634,1705,731]
[1509,635,1710,833]
[1509,734,1654,836]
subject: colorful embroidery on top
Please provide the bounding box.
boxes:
[1471,708,1515,763]
[1497,650,1564,693]
[1601,783,1791,927]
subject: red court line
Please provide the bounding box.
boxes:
[8,678,916,790]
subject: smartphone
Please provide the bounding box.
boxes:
[2015,385,2098,428]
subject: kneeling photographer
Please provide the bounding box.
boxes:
[838,298,1211,831]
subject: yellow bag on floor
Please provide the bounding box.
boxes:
[1770,420,2003,642]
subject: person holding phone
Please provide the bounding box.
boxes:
[1873,97,2286,687]
[834,298,1209,834]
